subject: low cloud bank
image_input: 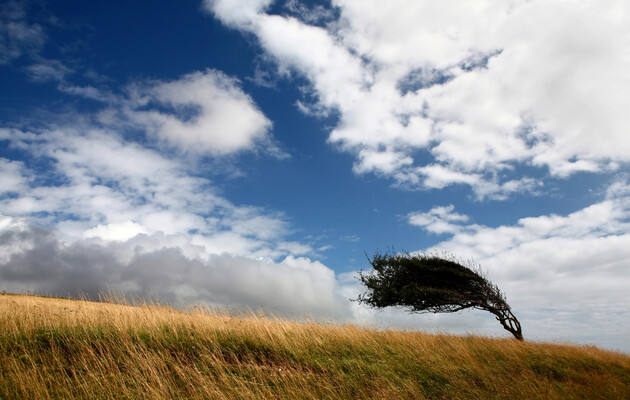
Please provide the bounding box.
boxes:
[0,215,350,319]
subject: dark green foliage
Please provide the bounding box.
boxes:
[357,251,523,340]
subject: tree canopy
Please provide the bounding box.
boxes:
[356,251,523,340]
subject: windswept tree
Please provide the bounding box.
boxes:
[356,251,523,340]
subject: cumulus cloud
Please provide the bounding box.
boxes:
[408,205,470,235]
[8,54,278,157]
[406,183,630,351]
[205,0,630,198]
[0,158,29,195]
[128,69,276,156]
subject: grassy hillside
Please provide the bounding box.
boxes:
[1,293,629,399]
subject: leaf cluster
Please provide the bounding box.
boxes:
[356,251,509,315]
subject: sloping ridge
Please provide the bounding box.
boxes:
[1,293,629,399]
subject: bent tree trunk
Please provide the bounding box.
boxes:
[493,308,523,341]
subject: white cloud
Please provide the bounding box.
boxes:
[206,0,273,29]
[353,148,414,176]
[0,125,294,260]
[418,164,479,190]
[128,69,275,156]
[83,221,148,241]
[406,183,630,351]
[6,62,278,157]
[205,0,630,198]
[408,205,470,235]
[0,158,29,195]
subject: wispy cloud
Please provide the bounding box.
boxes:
[341,234,360,243]
[0,1,46,64]
[24,59,72,82]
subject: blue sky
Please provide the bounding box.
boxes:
[1,0,629,352]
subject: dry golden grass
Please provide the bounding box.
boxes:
[1,292,629,399]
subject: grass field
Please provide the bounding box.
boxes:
[1,293,629,399]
